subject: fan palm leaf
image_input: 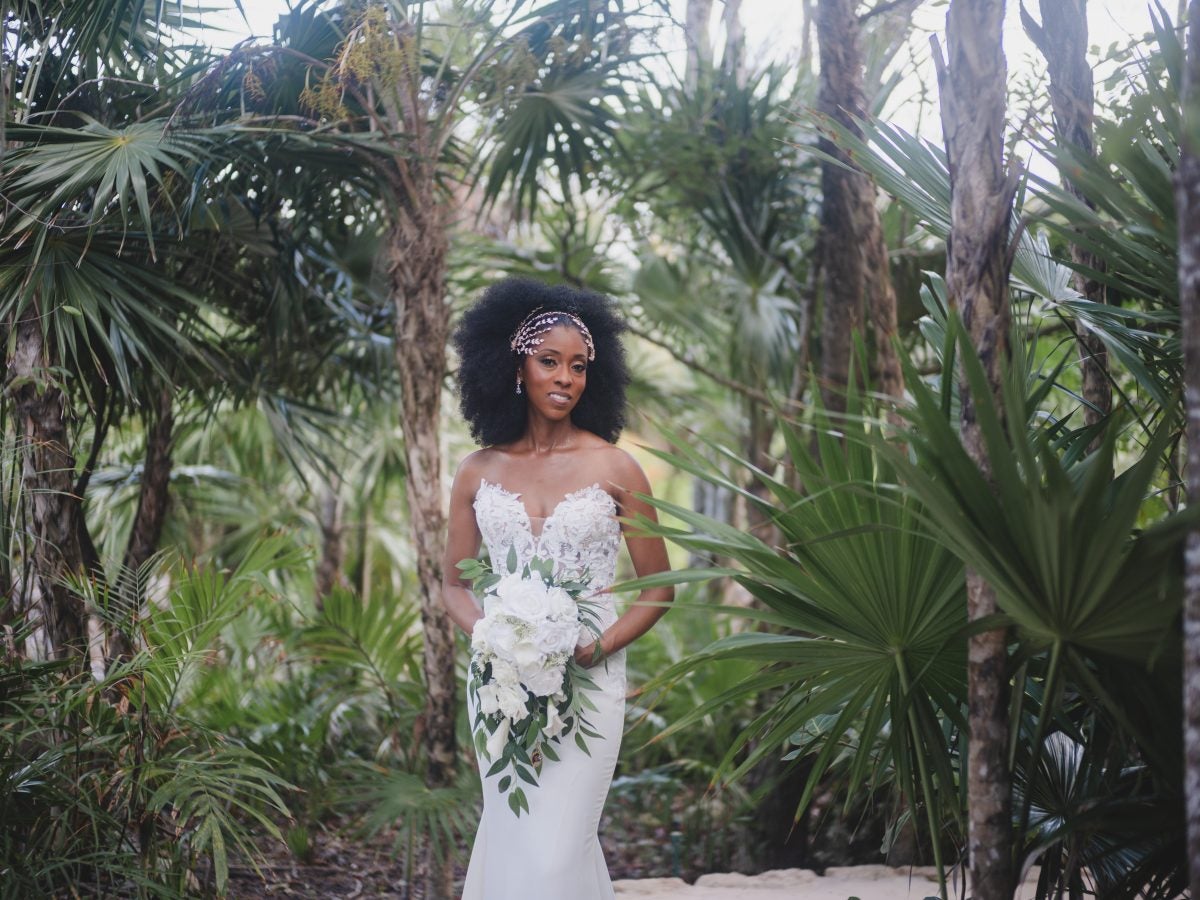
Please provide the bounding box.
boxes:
[618,389,967,893]
[884,315,1188,888]
[3,120,208,257]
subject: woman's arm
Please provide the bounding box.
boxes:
[442,455,486,635]
[575,451,674,666]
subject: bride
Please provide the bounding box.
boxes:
[441,277,675,899]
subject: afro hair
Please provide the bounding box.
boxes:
[453,277,630,447]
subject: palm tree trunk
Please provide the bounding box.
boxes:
[7,305,87,660]
[1025,0,1111,435]
[742,401,776,542]
[815,0,904,412]
[937,1,1017,897]
[314,475,346,609]
[721,0,746,87]
[1177,3,1200,892]
[800,0,816,62]
[110,385,174,664]
[684,0,714,92]
[387,181,457,900]
[123,386,174,576]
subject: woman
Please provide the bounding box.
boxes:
[441,277,674,899]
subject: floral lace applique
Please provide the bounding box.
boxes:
[473,478,626,688]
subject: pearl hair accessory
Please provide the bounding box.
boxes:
[509,307,596,361]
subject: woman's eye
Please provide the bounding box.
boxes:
[573,365,586,374]
[539,357,555,367]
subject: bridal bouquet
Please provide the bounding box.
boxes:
[458,547,602,817]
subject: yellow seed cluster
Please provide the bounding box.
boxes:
[299,75,349,120]
[334,5,414,90]
[242,68,266,103]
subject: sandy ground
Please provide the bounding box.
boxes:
[613,865,1041,899]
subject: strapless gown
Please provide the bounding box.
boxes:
[461,478,626,900]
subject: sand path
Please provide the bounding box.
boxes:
[614,865,1041,899]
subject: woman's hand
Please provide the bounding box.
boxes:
[573,635,606,668]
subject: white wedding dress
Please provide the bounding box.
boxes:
[462,478,626,900]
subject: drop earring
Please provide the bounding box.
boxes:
[515,374,523,395]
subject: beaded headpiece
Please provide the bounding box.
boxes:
[509,307,596,361]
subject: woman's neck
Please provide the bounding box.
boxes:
[521,418,578,455]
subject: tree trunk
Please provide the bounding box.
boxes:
[863,205,905,404]
[742,400,777,543]
[937,1,1017,898]
[721,0,746,87]
[314,475,347,609]
[800,0,816,63]
[1024,0,1111,436]
[1177,3,1200,893]
[107,385,175,665]
[387,179,457,900]
[815,0,904,412]
[123,387,174,577]
[685,0,715,92]
[7,306,87,661]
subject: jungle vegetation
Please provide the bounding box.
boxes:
[0,1,1197,898]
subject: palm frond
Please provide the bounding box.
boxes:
[618,388,968,882]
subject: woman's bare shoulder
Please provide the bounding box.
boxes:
[452,448,499,488]
[589,444,650,493]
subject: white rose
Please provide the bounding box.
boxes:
[576,621,591,648]
[542,585,575,618]
[535,615,581,656]
[485,716,510,761]
[486,617,519,657]
[496,683,528,721]
[496,575,557,621]
[492,573,536,611]
[476,682,500,716]
[490,658,519,689]
[510,637,543,671]
[470,618,493,655]
[524,663,565,697]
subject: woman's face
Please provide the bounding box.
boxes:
[520,323,589,420]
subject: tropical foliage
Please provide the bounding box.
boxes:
[0,0,1195,897]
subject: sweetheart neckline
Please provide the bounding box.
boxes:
[476,478,616,539]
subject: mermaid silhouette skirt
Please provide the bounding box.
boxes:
[460,675,624,899]
[462,479,627,900]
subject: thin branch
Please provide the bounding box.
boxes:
[860,0,924,24]
[25,77,159,119]
[624,322,805,411]
[73,381,109,502]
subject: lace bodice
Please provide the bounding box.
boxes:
[473,478,625,684]
[474,478,620,587]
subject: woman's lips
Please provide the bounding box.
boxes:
[548,392,572,405]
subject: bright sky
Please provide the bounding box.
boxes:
[194,1,1162,67]
[190,0,1165,155]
